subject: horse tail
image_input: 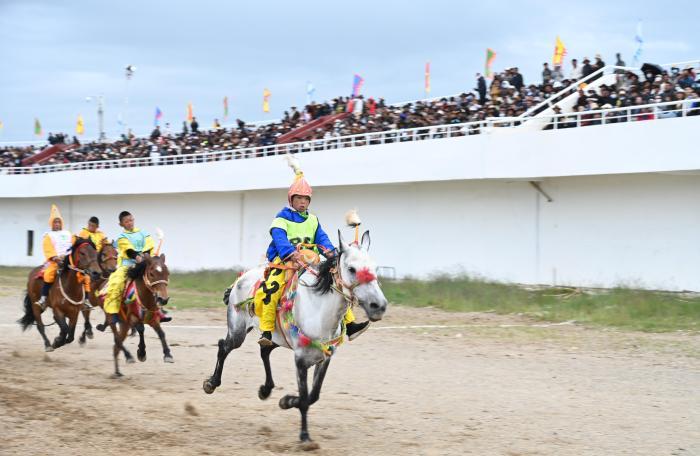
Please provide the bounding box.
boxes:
[18,293,35,331]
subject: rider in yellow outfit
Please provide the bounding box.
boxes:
[76,216,107,308]
[35,204,75,310]
[103,211,155,317]
[254,160,369,346]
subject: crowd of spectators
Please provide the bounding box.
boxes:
[2,53,698,170]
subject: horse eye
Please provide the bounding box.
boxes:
[348,267,356,274]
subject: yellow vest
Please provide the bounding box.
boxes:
[270,213,319,249]
[78,228,107,252]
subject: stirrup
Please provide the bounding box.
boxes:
[258,331,274,347]
[34,297,47,311]
[82,299,94,310]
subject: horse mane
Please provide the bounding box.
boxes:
[312,255,338,295]
[61,237,96,273]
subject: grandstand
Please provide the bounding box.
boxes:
[1,59,699,291]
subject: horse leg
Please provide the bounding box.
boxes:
[96,313,109,332]
[65,308,79,344]
[294,359,312,442]
[258,343,278,400]
[308,358,331,406]
[110,318,133,378]
[150,321,173,363]
[135,323,146,362]
[52,311,69,349]
[35,308,53,352]
[79,309,93,345]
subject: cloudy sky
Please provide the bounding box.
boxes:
[0,0,696,142]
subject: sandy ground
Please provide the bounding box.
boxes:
[0,284,699,456]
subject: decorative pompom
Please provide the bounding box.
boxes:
[356,267,376,284]
[298,334,311,347]
[155,227,165,240]
[285,154,302,176]
[345,209,361,227]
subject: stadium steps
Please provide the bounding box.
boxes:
[21,143,76,166]
[277,112,351,144]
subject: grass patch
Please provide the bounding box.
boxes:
[2,266,698,332]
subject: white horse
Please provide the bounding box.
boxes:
[202,230,388,442]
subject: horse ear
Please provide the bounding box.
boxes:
[160,253,166,262]
[337,230,349,253]
[360,230,371,251]
[143,252,151,259]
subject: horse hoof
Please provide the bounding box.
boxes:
[258,385,273,400]
[202,380,216,394]
[44,346,54,352]
[164,355,174,363]
[126,357,136,364]
[96,324,106,332]
[138,353,147,362]
[87,331,94,340]
[279,395,297,410]
[79,336,86,346]
[110,372,124,379]
[299,431,312,443]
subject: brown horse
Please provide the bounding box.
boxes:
[18,238,102,351]
[109,253,173,377]
[78,239,118,345]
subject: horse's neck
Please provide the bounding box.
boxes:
[134,278,155,309]
[294,280,346,340]
[58,269,82,299]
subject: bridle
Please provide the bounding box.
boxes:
[57,241,98,305]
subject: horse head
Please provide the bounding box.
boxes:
[73,239,101,283]
[98,239,118,277]
[337,230,387,322]
[142,253,170,307]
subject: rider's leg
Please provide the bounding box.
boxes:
[35,262,57,309]
[254,261,287,345]
[79,273,94,309]
[103,267,129,315]
[344,307,370,341]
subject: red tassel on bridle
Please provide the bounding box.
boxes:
[356,268,376,284]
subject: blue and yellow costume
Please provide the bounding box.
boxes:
[103,228,154,314]
[254,168,356,335]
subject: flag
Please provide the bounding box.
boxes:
[34,118,42,136]
[633,20,643,64]
[154,107,163,126]
[425,61,431,95]
[263,88,271,113]
[352,74,364,97]
[223,96,229,120]
[0,120,3,132]
[485,48,496,79]
[76,115,85,135]
[553,36,567,66]
[186,102,194,123]
[306,82,315,103]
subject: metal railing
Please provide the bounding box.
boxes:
[1,99,698,176]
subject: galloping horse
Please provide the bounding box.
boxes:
[108,253,173,378]
[203,231,388,442]
[79,239,118,345]
[18,238,102,351]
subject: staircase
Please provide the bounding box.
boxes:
[21,143,76,166]
[277,112,351,144]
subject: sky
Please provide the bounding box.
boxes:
[0,0,697,143]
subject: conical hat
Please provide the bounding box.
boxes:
[48,204,64,229]
[285,155,312,204]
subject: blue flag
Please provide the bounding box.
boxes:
[154,107,163,126]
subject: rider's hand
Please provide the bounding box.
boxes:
[291,251,305,264]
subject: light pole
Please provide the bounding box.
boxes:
[124,64,136,134]
[85,95,106,141]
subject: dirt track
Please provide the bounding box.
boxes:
[1,284,699,456]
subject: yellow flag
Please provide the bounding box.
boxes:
[263,88,271,113]
[76,114,85,135]
[553,36,566,66]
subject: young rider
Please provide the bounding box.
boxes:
[77,216,108,308]
[35,204,74,310]
[254,159,369,346]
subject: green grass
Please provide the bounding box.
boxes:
[2,266,698,332]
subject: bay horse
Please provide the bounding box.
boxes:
[109,253,173,378]
[203,231,387,442]
[79,239,118,345]
[18,238,102,351]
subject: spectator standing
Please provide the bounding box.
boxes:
[542,63,552,84]
[182,121,189,135]
[511,67,524,91]
[150,125,161,140]
[569,59,582,80]
[476,73,487,104]
[581,57,594,79]
[190,117,199,133]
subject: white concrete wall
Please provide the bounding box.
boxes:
[1,173,699,290]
